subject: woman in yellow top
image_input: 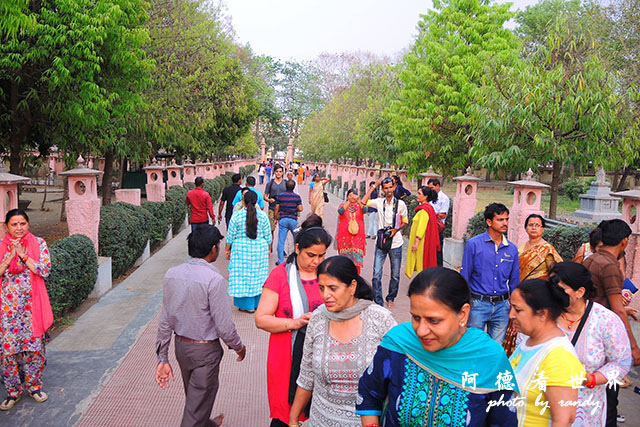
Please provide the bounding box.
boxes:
[509,278,585,427]
[518,214,562,281]
[405,186,439,278]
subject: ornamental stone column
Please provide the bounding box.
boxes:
[59,156,103,252]
[0,162,30,238]
[182,160,196,184]
[611,187,640,285]
[508,169,549,247]
[419,166,440,187]
[166,159,183,188]
[143,160,166,202]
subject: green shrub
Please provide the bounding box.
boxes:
[559,178,591,201]
[337,176,342,188]
[141,201,171,250]
[46,235,98,317]
[342,181,349,196]
[465,211,487,240]
[359,181,366,198]
[203,179,217,201]
[403,195,418,237]
[184,182,195,191]
[99,202,153,278]
[542,225,591,260]
[444,206,453,238]
[166,186,188,233]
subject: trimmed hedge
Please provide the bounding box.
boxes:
[466,211,488,240]
[141,201,171,250]
[184,182,195,191]
[46,234,98,317]
[403,195,418,237]
[99,202,153,278]
[166,186,188,233]
[543,226,590,260]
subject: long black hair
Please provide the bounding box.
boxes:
[5,208,29,224]
[549,261,594,300]
[286,214,332,264]
[417,186,438,203]
[516,279,570,320]
[243,190,258,240]
[317,256,375,301]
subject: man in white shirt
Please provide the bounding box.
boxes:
[362,176,408,307]
[427,178,450,266]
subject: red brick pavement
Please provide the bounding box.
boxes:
[77,180,412,427]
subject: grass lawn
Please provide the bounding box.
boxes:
[440,182,582,217]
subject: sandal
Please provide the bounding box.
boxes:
[212,413,224,426]
[29,389,48,403]
[0,395,20,411]
[620,376,633,388]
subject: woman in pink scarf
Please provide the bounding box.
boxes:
[0,209,52,411]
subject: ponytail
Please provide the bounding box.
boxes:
[243,191,258,239]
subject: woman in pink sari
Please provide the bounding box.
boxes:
[0,209,53,411]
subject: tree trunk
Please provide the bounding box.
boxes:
[102,151,115,205]
[485,169,491,182]
[616,166,632,192]
[40,172,49,210]
[119,156,127,188]
[549,161,562,219]
[611,168,621,191]
[60,177,68,222]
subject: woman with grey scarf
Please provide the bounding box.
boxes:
[288,256,396,427]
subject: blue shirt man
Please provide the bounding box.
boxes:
[274,179,303,264]
[461,203,519,344]
[232,176,264,209]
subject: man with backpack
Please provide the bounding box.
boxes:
[362,176,408,307]
[263,164,286,235]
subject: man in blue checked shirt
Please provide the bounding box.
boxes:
[460,203,519,344]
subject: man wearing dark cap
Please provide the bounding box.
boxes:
[155,225,246,427]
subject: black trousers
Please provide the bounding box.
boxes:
[605,384,618,426]
[175,339,224,427]
[436,229,444,266]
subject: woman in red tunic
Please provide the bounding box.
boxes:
[255,215,332,427]
[336,189,367,273]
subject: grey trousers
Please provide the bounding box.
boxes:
[175,338,224,427]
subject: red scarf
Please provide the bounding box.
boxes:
[0,232,53,337]
[414,203,440,269]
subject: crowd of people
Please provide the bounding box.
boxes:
[1,160,637,427]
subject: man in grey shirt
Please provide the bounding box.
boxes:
[155,225,246,427]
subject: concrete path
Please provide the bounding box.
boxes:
[2,178,638,426]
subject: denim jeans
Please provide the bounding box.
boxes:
[277,217,298,264]
[371,246,402,306]
[367,212,378,237]
[467,298,510,343]
[259,175,264,185]
[190,222,208,232]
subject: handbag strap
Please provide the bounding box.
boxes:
[571,300,593,346]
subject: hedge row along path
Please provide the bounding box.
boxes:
[2,178,638,426]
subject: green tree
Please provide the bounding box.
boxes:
[388,0,517,177]
[470,10,629,218]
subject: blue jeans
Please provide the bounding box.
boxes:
[277,217,298,264]
[190,222,208,232]
[367,212,378,237]
[372,246,402,306]
[467,298,510,343]
[259,175,264,185]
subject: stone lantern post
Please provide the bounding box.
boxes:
[182,160,196,184]
[143,160,165,202]
[166,159,183,188]
[443,168,483,269]
[610,187,640,284]
[261,137,266,163]
[0,163,30,238]
[59,156,103,252]
[508,169,549,247]
[202,160,215,180]
[418,166,441,187]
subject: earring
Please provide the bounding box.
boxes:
[460,323,465,327]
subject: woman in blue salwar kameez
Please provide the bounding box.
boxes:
[357,267,519,427]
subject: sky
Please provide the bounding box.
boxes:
[223,0,541,62]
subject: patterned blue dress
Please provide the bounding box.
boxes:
[357,346,517,426]
[226,208,272,301]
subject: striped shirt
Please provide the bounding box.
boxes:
[276,191,302,219]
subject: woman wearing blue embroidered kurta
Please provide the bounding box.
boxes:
[356,267,518,426]
[225,191,272,312]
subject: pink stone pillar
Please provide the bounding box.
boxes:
[55,155,65,175]
[0,165,30,238]
[419,166,440,187]
[114,189,141,206]
[183,163,196,183]
[144,162,165,202]
[611,187,640,284]
[166,161,183,188]
[508,169,549,247]
[59,157,103,252]
[203,162,214,179]
[98,158,105,172]
[451,169,483,239]
[195,162,206,179]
